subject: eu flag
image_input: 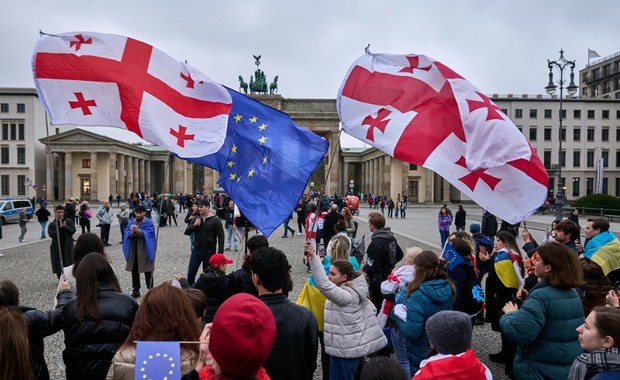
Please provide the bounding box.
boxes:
[135,341,181,380]
[442,242,464,272]
[192,88,329,236]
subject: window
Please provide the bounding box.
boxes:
[16,103,25,113]
[0,146,8,164]
[587,127,595,141]
[560,109,567,119]
[587,110,595,119]
[603,110,610,119]
[616,178,620,196]
[602,128,609,141]
[1,123,7,140]
[10,123,16,140]
[529,109,537,118]
[617,110,620,119]
[529,127,537,141]
[602,151,609,167]
[501,109,508,115]
[17,147,25,165]
[18,123,24,140]
[82,159,91,168]
[572,178,580,197]
[573,110,581,119]
[543,151,552,169]
[17,175,25,196]
[617,128,620,141]
[586,177,594,195]
[587,150,595,167]
[81,179,91,196]
[603,178,609,195]
[560,128,566,141]
[1,175,8,196]
[517,126,522,133]
[617,150,620,168]
[544,128,552,141]
[560,151,566,167]
[544,109,552,119]
[0,103,7,113]
[515,109,523,118]
[573,150,580,167]
[574,127,581,141]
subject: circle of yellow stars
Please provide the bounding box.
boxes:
[226,113,269,184]
[139,352,176,380]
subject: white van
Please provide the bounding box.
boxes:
[0,198,34,224]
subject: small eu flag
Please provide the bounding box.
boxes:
[135,341,181,380]
[193,88,329,236]
[442,242,464,272]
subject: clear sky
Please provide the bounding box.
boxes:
[3,0,619,147]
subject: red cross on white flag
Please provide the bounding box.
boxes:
[32,32,232,157]
[337,53,548,223]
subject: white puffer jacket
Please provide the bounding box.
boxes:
[309,254,387,358]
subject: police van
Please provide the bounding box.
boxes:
[0,198,34,224]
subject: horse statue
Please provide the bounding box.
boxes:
[269,75,279,95]
[250,69,268,95]
[238,75,248,94]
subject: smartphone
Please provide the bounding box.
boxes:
[614,281,620,295]
[523,221,527,229]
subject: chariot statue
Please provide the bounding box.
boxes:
[238,55,278,96]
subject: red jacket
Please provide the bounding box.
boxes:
[413,349,491,380]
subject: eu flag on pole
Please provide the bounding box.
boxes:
[135,341,181,380]
[193,88,329,236]
[442,242,464,272]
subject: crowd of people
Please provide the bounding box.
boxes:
[2,192,620,380]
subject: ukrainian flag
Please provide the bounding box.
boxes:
[494,249,523,289]
[584,231,620,276]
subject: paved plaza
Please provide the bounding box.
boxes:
[3,202,615,379]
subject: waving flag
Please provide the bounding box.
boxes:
[494,249,524,289]
[442,242,465,271]
[337,53,548,223]
[194,88,329,237]
[32,31,231,157]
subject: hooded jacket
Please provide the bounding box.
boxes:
[364,227,404,285]
[309,254,387,358]
[393,279,454,373]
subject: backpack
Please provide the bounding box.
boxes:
[349,235,366,266]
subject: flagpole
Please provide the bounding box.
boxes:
[43,113,65,277]
[151,153,170,288]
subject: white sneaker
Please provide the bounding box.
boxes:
[296,232,302,236]
[0,253,4,257]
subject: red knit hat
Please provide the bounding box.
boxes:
[209,293,276,377]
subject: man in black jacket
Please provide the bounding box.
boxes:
[322,204,342,247]
[364,211,404,312]
[250,247,318,380]
[184,199,225,285]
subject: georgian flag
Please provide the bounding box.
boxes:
[337,53,548,223]
[32,31,231,157]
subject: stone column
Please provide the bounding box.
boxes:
[378,157,385,195]
[109,153,117,198]
[163,159,171,193]
[390,158,403,201]
[374,158,380,195]
[132,157,139,193]
[145,160,151,193]
[46,155,53,201]
[343,160,349,194]
[442,177,450,202]
[90,152,98,201]
[126,156,134,195]
[64,152,73,200]
[425,168,434,204]
[118,154,125,200]
[139,159,145,194]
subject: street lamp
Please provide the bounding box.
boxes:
[545,49,578,220]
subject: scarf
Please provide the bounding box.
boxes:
[568,347,620,380]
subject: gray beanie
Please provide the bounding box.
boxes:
[425,310,472,355]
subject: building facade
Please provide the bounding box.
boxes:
[580,51,620,99]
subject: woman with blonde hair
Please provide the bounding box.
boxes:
[341,207,356,237]
[107,282,202,379]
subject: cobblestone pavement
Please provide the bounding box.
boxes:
[0,204,526,379]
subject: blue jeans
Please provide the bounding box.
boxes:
[329,356,360,380]
[391,327,412,378]
[187,249,213,285]
[119,222,128,242]
[39,221,48,238]
[226,225,238,250]
[439,229,450,247]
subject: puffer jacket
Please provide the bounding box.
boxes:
[180,268,230,323]
[106,346,197,380]
[500,280,584,380]
[393,279,454,373]
[309,254,387,358]
[15,289,75,380]
[61,284,139,380]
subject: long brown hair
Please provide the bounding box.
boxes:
[122,282,202,355]
[406,251,453,297]
[0,307,32,380]
[74,252,121,322]
[72,233,106,273]
[536,243,583,288]
[496,231,522,258]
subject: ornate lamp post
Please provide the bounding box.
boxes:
[545,49,578,220]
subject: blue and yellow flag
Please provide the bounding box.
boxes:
[494,250,522,289]
[135,341,181,380]
[194,88,329,236]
